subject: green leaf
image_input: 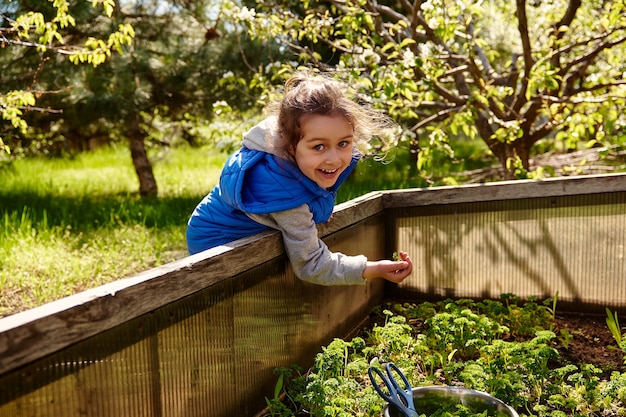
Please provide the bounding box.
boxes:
[399,38,416,48]
[274,372,284,400]
[606,308,622,345]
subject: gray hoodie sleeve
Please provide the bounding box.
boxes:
[246,205,367,286]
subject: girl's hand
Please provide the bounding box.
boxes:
[363,251,413,283]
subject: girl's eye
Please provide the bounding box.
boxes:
[339,140,351,148]
[313,144,325,151]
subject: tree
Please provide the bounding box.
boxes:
[1,0,273,196]
[226,0,626,179]
[0,0,134,155]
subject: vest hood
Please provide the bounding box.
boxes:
[241,116,286,158]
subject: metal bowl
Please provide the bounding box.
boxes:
[383,386,519,417]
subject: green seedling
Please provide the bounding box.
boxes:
[606,307,622,346]
[606,307,626,364]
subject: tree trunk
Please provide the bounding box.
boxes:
[476,111,535,179]
[514,140,531,170]
[488,139,532,179]
[128,118,158,197]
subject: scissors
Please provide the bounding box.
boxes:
[368,362,419,417]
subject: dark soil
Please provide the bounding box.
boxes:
[554,312,625,374]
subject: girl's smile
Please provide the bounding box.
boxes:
[293,112,354,189]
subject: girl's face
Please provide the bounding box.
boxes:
[293,113,354,189]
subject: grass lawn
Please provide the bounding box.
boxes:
[0,144,227,317]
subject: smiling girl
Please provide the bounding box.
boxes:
[186,71,412,285]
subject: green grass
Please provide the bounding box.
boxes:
[337,152,426,202]
[0,144,228,317]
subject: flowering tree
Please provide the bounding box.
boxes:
[226,0,626,179]
[0,0,134,155]
[1,0,249,196]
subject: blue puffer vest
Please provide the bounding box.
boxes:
[186,147,360,254]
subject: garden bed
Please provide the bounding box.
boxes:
[263,295,626,417]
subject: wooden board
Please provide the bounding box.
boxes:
[383,173,626,208]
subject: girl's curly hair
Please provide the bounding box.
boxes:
[267,70,398,159]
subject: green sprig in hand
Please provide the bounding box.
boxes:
[363,251,413,283]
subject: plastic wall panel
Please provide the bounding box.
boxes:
[0,307,164,417]
[390,193,626,311]
[0,215,385,417]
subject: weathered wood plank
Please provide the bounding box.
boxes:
[383,173,626,208]
[317,191,383,236]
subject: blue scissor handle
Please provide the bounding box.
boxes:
[368,362,418,417]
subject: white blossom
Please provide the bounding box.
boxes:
[264,61,282,73]
[318,16,333,27]
[418,43,433,59]
[212,101,229,109]
[421,1,435,12]
[402,49,416,67]
[356,48,381,66]
[235,6,256,22]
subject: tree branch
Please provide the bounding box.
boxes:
[553,0,581,34]
[548,27,625,71]
[467,21,500,81]
[371,3,408,26]
[560,34,626,87]
[410,0,423,40]
[18,106,64,114]
[541,85,626,103]
[363,2,399,45]
[567,30,626,71]
[512,0,533,113]
[562,32,626,95]
[411,105,465,131]
[463,56,510,122]
[549,0,582,85]
[233,28,256,73]
[0,37,78,55]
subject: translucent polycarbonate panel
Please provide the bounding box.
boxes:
[157,275,237,417]
[0,215,385,417]
[391,193,626,310]
[0,306,162,417]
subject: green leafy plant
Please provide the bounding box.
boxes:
[264,296,626,417]
[424,303,509,360]
[265,366,305,416]
[266,368,289,416]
